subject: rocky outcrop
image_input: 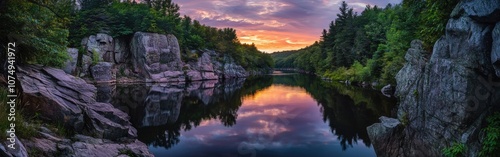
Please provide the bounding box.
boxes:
[222,56,248,78]
[82,33,115,62]
[131,32,185,82]
[66,32,269,82]
[368,1,500,156]
[186,52,218,81]
[13,65,151,156]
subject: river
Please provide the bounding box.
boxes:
[96,71,396,157]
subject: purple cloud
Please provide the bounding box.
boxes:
[175,0,401,52]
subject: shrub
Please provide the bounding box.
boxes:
[443,142,465,157]
[479,112,500,157]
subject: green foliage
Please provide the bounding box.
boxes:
[479,112,500,157]
[443,142,466,157]
[0,0,71,67]
[272,0,456,84]
[417,0,460,50]
[91,49,99,65]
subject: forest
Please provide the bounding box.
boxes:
[272,0,459,84]
[0,0,273,71]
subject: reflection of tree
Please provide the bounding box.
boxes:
[274,74,396,150]
[126,76,273,149]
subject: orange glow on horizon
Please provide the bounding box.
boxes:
[242,85,315,106]
[237,30,317,53]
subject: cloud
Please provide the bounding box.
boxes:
[176,0,402,52]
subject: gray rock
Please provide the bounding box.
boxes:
[0,136,28,157]
[131,32,185,82]
[80,55,92,77]
[90,62,115,82]
[368,1,500,156]
[114,37,129,64]
[451,0,500,23]
[17,65,138,141]
[187,52,219,81]
[223,56,248,78]
[63,48,79,75]
[83,33,115,63]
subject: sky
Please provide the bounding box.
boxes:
[175,0,401,53]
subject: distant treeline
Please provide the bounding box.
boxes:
[272,0,459,84]
[0,0,273,70]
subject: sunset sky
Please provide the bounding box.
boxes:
[175,0,401,53]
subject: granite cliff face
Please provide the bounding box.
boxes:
[65,32,267,83]
[368,1,500,156]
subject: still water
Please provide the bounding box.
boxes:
[97,72,396,157]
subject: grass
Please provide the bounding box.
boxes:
[443,142,466,157]
[0,86,41,141]
[92,48,100,65]
[0,87,9,140]
[479,112,500,157]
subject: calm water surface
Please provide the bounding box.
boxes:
[98,72,396,157]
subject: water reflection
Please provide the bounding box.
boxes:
[97,73,396,157]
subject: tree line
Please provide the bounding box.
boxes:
[0,0,273,71]
[272,0,459,84]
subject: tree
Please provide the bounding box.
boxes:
[0,0,72,67]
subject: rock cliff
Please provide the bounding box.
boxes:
[367,1,500,156]
[65,32,267,83]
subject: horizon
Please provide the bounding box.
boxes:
[175,0,401,53]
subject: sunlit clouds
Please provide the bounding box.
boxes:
[176,0,400,52]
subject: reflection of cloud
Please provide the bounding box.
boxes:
[159,84,376,156]
[239,108,287,118]
[176,0,401,52]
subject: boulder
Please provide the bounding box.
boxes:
[90,62,115,82]
[187,52,219,81]
[368,1,500,156]
[131,32,185,82]
[63,48,79,75]
[82,33,115,62]
[80,55,92,77]
[223,56,248,78]
[18,65,137,140]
